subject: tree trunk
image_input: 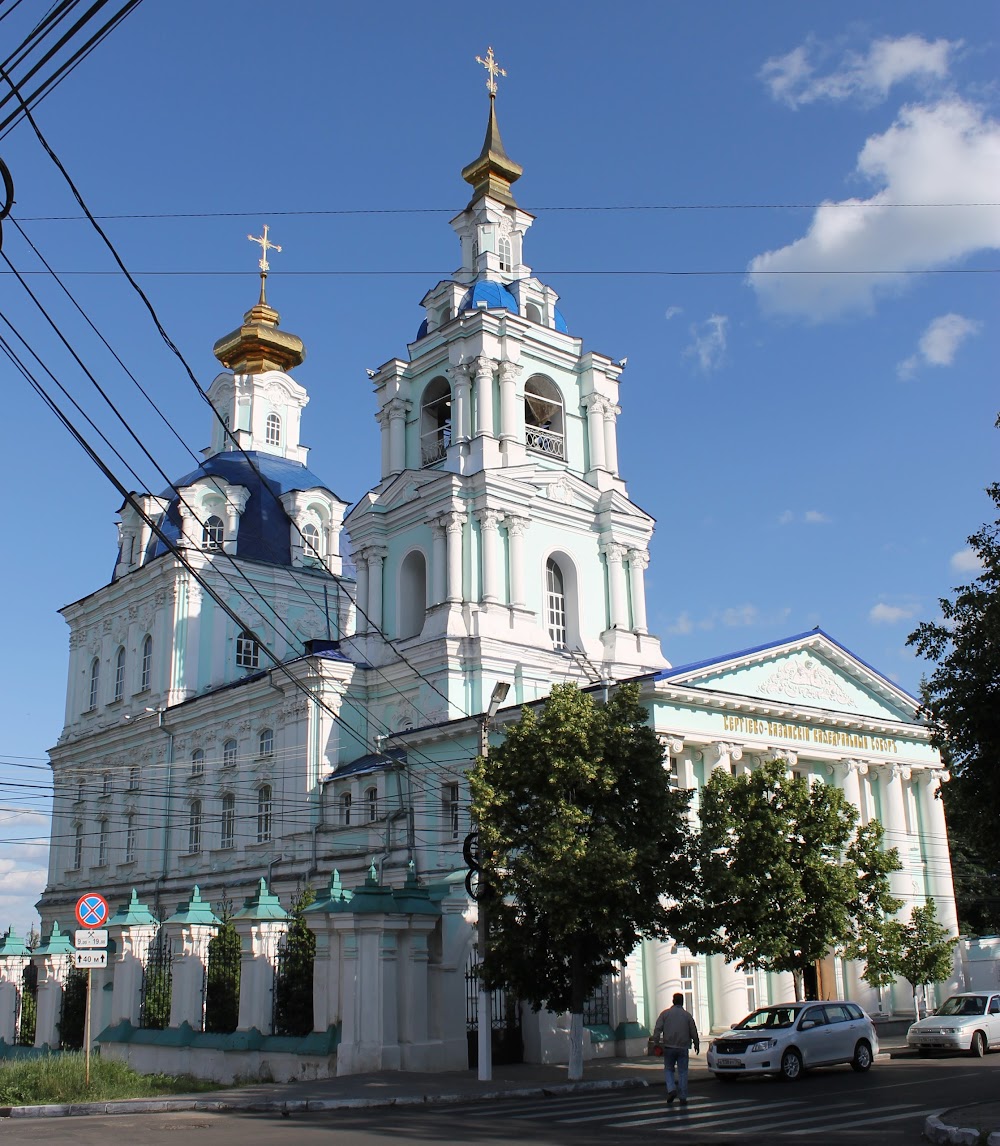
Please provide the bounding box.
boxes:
[792,968,804,1001]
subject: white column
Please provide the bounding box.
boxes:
[430,520,447,605]
[603,402,621,476]
[505,516,528,608]
[176,501,197,548]
[627,549,649,634]
[602,541,629,630]
[0,954,29,1043]
[711,956,750,1032]
[444,511,464,603]
[376,407,391,479]
[223,487,250,556]
[234,919,288,1034]
[917,769,960,935]
[585,395,607,472]
[450,364,472,443]
[107,922,158,1026]
[164,922,216,1031]
[477,509,502,604]
[366,546,388,632]
[839,759,863,811]
[707,742,743,775]
[498,361,520,443]
[354,554,369,633]
[473,356,494,438]
[386,398,408,474]
[880,764,911,901]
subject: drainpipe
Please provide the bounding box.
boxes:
[157,709,173,893]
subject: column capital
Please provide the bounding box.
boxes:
[628,548,650,570]
[448,361,473,383]
[358,544,389,565]
[473,354,495,379]
[707,741,743,768]
[769,747,797,768]
[504,514,530,537]
[498,360,522,383]
[385,396,410,420]
[658,735,685,756]
[441,510,465,535]
[476,508,503,530]
[584,393,612,416]
[600,540,628,563]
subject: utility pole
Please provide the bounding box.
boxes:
[470,681,509,1083]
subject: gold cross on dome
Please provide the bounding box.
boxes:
[475,46,506,96]
[248,224,282,275]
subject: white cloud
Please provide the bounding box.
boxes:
[666,611,694,636]
[748,98,1000,320]
[778,509,795,525]
[684,314,728,372]
[721,604,759,627]
[779,510,831,525]
[761,35,957,109]
[951,547,984,574]
[664,306,683,321]
[869,602,918,624]
[899,313,982,377]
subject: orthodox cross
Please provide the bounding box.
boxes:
[248,224,282,275]
[475,46,506,97]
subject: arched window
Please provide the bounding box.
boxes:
[191,749,205,777]
[398,550,427,640]
[223,738,238,768]
[187,800,202,853]
[341,792,352,826]
[87,657,100,712]
[140,635,153,692]
[257,784,272,843]
[202,515,225,550]
[72,823,83,870]
[265,412,282,447]
[366,786,378,822]
[128,766,140,791]
[498,236,512,271]
[113,646,126,702]
[236,630,260,670]
[546,558,567,649]
[420,377,452,466]
[97,819,109,866]
[436,304,451,329]
[220,793,235,849]
[301,521,322,565]
[524,376,565,459]
[259,728,274,758]
[124,814,136,864]
[525,301,543,325]
[102,771,113,797]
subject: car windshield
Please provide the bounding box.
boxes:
[937,996,986,1017]
[733,1006,799,1030]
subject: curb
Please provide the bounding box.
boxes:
[0,1076,648,1120]
[924,1113,1000,1146]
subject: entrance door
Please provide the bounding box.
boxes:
[466,956,523,1068]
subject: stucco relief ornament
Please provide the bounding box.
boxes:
[546,476,573,504]
[758,656,852,707]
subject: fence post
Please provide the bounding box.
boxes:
[31,922,74,1048]
[0,930,31,1043]
[106,890,159,1028]
[303,869,351,1035]
[233,878,288,1034]
[393,868,443,1070]
[162,886,219,1032]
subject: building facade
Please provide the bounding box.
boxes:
[32,83,960,1074]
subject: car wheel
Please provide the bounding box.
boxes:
[780,1048,803,1081]
[971,1031,987,1058]
[850,1040,873,1072]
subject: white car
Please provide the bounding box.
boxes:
[906,992,1000,1057]
[707,1002,878,1081]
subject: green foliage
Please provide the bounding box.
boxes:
[896,899,957,993]
[56,969,87,1050]
[669,759,902,989]
[470,682,692,1015]
[204,904,240,1035]
[0,1054,219,1105]
[17,964,37,1046]
[908,458,1000,883]
[272,886,317,1037]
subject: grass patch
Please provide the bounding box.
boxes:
[0,1053,220,1106]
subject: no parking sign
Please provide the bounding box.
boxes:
[75,892,109,930]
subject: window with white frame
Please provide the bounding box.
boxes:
[128,766,140,791]
[139,634,152,692]
[301,521,322,565]
[445,782,461,839]
[125,814,136,863]
[223,738,237,768]
[113,646,126,702]
[420,377,452,467]
[546,559,567,649]
[746,972,758,1012]
[97,819,108,866]
[498,235,512,272]
[265,412,282,446]
[72,823,83,870]
[187,799,202,853]
[87,657,100,711]
[366,786,378,822]
[236,630,260,670]
[342,792,352,826]
[257,785,272,843]
[681,964,698,1015]
[259,728,274,758]
[221,793,235,849]
[524,375,564,458]
[202,514,225,550]
[102,771,113,797]
[191,749,205,777]
[76,780,85,803]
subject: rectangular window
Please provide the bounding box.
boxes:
[188,801,202,853]
[681,964,698,1016]
[125,818,135,863]
[221,796,235,850]
[128,766,140,791]
[445,782,461,839]
[102,772,113,797]
[257,786,272,843]
[72,825,83,870]
[97,821,108,866]
[746,972,757,1013]
[236,632,260,670]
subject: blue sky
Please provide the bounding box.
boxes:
[1,1,996,934]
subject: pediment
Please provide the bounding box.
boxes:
[662,631,919,723]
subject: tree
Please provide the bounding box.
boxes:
[908,453,1000,884]
[897,900,958,1020]
[272,886,317,1037]
[669,759,902,1000]
[469,682,691,1080]
[204,899,240,1034]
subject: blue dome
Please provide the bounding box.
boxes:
[415,317,429,341]
[553,307,569,333]
[459,281,519,316]
[149,453,342,567]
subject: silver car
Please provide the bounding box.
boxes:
[707,1001,879,1081]
[906,992,1000,1057]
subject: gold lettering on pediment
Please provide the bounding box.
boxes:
[722,713,900,755]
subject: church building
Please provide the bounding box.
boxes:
[33,56,958,1076]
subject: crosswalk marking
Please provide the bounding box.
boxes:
[692,1102,916,1137]
[784,1106,936,1135]
[604,1098,815,1128]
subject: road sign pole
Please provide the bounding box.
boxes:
[85,967,92,1087]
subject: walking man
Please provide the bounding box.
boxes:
[653,992,700,1106]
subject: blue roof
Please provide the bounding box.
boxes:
[459,280,519,315]
[415,317,429,341]
[553,306,569,333]
[149,452,341,568]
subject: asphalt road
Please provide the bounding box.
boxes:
[7,1055,1000,1146]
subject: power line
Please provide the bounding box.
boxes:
[1,266,997,277]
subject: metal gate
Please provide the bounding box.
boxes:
[15,962,37,1046]
[465,954,523,1067]
[58,967,87,1049]
[139,931,172,1029]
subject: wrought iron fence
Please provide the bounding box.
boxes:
[465,955,523,1066]
[139,931,172,1030]
[58,967,87,1049]
[271,931,315,1037]
[204,922,241,1034]
[15,962,37,1046]
[582,977,611,1027]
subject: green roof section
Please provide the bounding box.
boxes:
[33,921,74,956]
[304,869,354,915]
[0,928,32,956]
[107,888,158,928]
[234,878,288,922]
[163,885,220,927]
[305,864,441,918]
